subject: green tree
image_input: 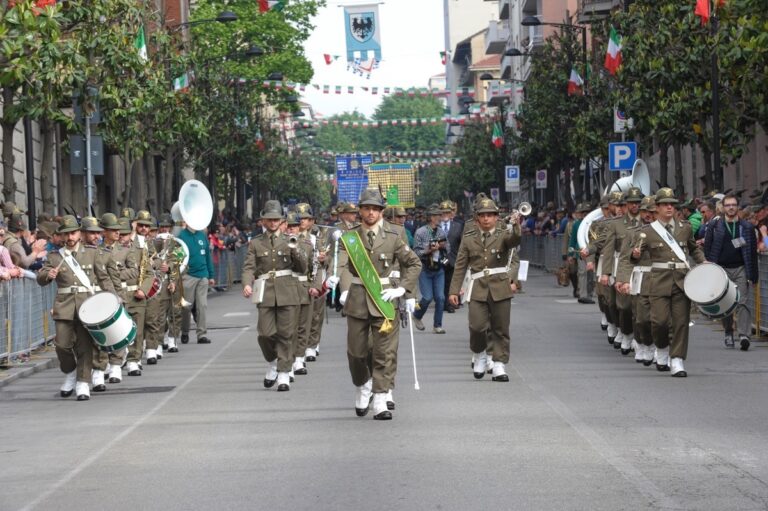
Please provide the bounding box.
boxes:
[370,95,444,152]
[314,111,371,153]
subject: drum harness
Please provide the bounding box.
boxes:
[57,247,96,295]
[649,221,690,270]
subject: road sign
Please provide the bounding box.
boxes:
[608,142,637,171]
[613,107,634,133]
[69,135,104,176]
[490,187,500,201]
[505,165,520,192]
[535,169,547,189]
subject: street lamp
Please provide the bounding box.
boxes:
[169,11,238,31]
[520,16,587,92]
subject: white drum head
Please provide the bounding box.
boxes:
[684,263,728,304]
[79,292,119,324]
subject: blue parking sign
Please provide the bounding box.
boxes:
[608,142,637,171]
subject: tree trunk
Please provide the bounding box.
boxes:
[658,140,669,188]
[39,117,56,213]
[673,143,684,198]
[1,86,18,203]
[121,146,135,208]
[701,143,714,193]
[134,157,146,210]
[146,153,158,215]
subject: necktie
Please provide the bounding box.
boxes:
[442,222,448,233]
[482,232,490,246]
[270,234,276,247]
[367,231,375,248]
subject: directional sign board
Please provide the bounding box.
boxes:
[608,142,637,172]
[505,165,520,192]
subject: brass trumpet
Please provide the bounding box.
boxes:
[506,202,532,223]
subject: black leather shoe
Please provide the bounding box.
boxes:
[197,336,211,344]
[305,355,316,362]
[601,323,608,331]
[60,390,73,398]
[671,370,687,378]
[76,394,90,401]
[147,357,157,365]
[162,343,169,350]
[294,367,308,375]
[108,377,121,384]
[93,384,106,392]
[373,410,392,420]
[642,360,653,367]
[277,383,290,392]
[608,336,615,345]
[180,334,189,344]
[740,337,751,351]
[621,349,631,356]
[656,364,670,372]
[356,407,369,417]
[613,342,621,350]
[577,297,595,304]
[473,371,484,380]
[492,374,509,382]
[128,369,142,376]
[168,346,179,353]
[264,378,276,388]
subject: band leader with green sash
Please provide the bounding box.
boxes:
[341,231,396,333]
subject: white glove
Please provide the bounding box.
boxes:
[405,298,416,314]
[381,287,406,302]
[339,290,348,305]
[331,229,343,241]
[325,276,340,290]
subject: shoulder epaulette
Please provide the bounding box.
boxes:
[463,229,478,237]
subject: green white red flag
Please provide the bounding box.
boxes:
[567,68,584,96]
[259,0,285,13]
[491,122,504,148]
[604,27,622,75]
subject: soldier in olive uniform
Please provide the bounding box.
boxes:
[285,212,313,377]
[155,214,184,353]
[242,200,308,392]
[631,188,705,377]
[331,188,421,420]
[37,216,119,401]
[301,203,331,361]
[448,197,521,382]
[602,187,644,355]
[615,197,657,366]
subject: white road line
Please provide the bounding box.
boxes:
[512,365,678,510]
[555,299,578,304]
[223,312,252,317]
[19,327,250,511]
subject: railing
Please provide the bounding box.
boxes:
[211,245,248,289]
[0,278,57,363]
[519,233,768,333]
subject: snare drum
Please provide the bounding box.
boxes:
[78,292,137,352]
[683,263,739,319]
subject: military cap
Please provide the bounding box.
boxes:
[655,187,679,204]
[57,215,80,234]
[36,221,59,239]
[37,211,54,224]
[2,202,21,218]
[133,210,152,226]
[609,191,624,205]
[427,203,443,216]
[286,211,300,225]
[341,202,359,214]
[439,200,453,213]
[599,195,611,208]
[393,206,407,217]
[680,199,695,210]
[260,200,284,220]
[577,202,593,213]
[475,197,499,214]
[158,213,174,227]
[639,196,656,212]
[100,213,120,230]
[296,203,314,219]
[333,202,346,215]
[120,207,136,220]
[625,187,644,203]
[359,188,385,208]
[149,216,158,230]
[80,216,103,232]
[117,217,133,234]
[7,214,26,232]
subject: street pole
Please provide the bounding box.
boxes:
[443,0,453,116]
[23,114,36,230]
[581,26,588,94]
[711,12,722,191]
[85,108,93,214]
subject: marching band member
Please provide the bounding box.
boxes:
[242,200,308,392]
[286,212,313,378]
[300,203,330,361]
[37,216,119,401]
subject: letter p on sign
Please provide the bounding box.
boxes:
[608,142,637,171]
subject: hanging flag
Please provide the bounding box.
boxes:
[335,86,342,94]
[344,4,382,64]
[322,85,330,94]
[604,26,622,75]
[348,86,354,94]
[324,53,333,65]
[440,51,446,65]
[135,26,148,62]
[694,0,709,24]
[372,87,378,95]
[259,0,286,13]
[567,68,584,96]
[173,71,193,93]
[491,122,504,148]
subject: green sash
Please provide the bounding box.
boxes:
[341,231,396,331]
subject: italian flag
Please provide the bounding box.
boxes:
[135,26,148,62]
[173,72,192,93]
[696,0,726,25]
[259,0,286,13]
[567,68,584,96]
[491,122,504,148]
[604,26,622,75]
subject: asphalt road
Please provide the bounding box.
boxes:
[2,270,768,511]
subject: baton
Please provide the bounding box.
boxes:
[331,237,339,303]
[407,311,420,390]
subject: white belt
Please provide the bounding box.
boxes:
[465,267,509,303]
[122,284,139,291]
[634,266,652,273]
[651,262,687,270]
[629,266,651,296]
[292,273,308,282]
[258,269,294,280]
[388,271,401,279]
[58,285,101,295]
[350,276,390,286]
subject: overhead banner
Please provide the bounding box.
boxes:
[368,163,416,208]
[344,4,382,65]
[336,154,373,204]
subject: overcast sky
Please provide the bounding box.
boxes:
[301,0,445,118]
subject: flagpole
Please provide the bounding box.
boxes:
[711,0,722,191]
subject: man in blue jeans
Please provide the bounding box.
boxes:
[412,204,450,334]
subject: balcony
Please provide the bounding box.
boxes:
[499,0,510,20]
[577,0,623,23]
[486,20,510,55]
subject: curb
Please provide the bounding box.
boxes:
[0,350,58,389]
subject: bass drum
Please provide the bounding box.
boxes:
[683,263,739,319]
[78,292,137,352]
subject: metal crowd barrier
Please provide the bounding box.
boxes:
[211,245,248,289]
[0,278,56,363]
[520,234,768,334]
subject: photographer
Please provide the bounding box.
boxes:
[412,204,450,334]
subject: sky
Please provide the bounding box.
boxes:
[300,0,445,118]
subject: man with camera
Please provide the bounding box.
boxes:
[412,204,450,334]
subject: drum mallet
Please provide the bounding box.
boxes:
[407,311,420,390]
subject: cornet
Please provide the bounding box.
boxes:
[506,202,532,223]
